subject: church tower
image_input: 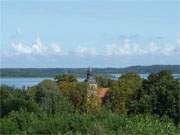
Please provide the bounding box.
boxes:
[85,67,98,96]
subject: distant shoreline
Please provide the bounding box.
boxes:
[1,65,180,77]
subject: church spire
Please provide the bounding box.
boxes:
[86,67,92,80]
[85,67,95,83]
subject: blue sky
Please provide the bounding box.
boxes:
[1,0,180,68]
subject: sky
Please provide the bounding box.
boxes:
[0,0,180,68]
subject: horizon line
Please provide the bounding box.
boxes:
[1,64,179,69]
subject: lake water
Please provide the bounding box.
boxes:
[0,74,180,88]
[0,77,53,88]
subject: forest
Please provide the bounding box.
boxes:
[1,65,180,77]
[0,70,180,134]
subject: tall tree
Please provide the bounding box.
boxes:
[132,70,180,123]
[107,72,142,113]
[31,80,73,115]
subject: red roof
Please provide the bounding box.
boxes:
[97,88,109,98]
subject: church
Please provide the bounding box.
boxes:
[84,67,109,103]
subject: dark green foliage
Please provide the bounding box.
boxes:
[130,70,180,123]
[7,110,37,132]
[0,70,179,134]
[0,117,19,134]
[0,85,39,117]
[55,74,77,84]
[0,111,177,135]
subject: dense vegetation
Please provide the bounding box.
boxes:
[0,70,180,134]
[1,65,180,77]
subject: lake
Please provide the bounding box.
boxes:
[0,74,180,88]
[0,77,54,88]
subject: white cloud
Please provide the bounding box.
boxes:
[31,38,48,54]
[51,43,62,53]
[3,37,179,67]
[12,37,65,55]
[73,46,98,57]
[12,42,32,54]
[103,39,180,57]
[11,37,180,58]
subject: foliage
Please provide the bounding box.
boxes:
[0,111,177,135]
[58,82,87,112]
[0,70,180,134]
[130,70,180,123]
[107,72,142,113]
[55,74,87,112]
[0,85,39,117]
[30,80,73,115]
[95,75,114,88]
[55,74,77,84]
[0,117,19,134]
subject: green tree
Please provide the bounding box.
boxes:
[30,80,73,115]
[58,82,87,112]
[107,72,142,113]
[0,85,39,117]
[55,74,77,85]
[132,70,180,123]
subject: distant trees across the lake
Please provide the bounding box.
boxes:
[1,65,180,77]
[0,70,179,134]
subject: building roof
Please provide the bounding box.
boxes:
[97,88,109,98]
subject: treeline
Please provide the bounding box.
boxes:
[0,70,180,134]
[1,65,180,77]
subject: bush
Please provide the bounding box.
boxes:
[0,118,19,134]
[0,109,178,134]
[0,85,39,117]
